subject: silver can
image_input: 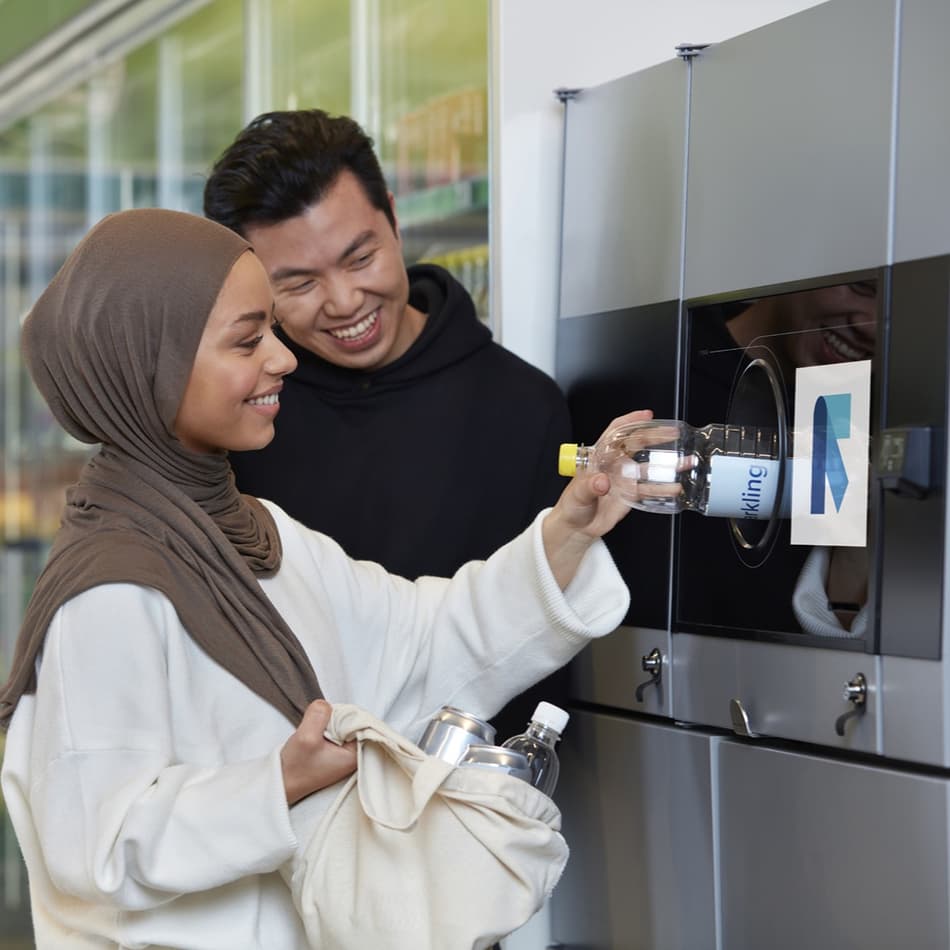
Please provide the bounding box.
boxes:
[418,706,497,764]
[458,744,532,783]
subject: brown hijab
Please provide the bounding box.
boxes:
[0,208,322,729]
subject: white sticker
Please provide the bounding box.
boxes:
[706,455,783,520]
[791,360,872,546]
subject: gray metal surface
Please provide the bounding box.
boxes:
[878,257,948,662]
[555,303,680,633]
[684,0,896,299]
[550,7,950,945]
[673,633,880,753]
[559,59,687,319]
[882,656,950,767]
[550,710,717,950]
[569,626,672,717]
[893,0,950,261]
[718,738,950,950]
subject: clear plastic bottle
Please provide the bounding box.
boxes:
[558,418,789,521]
[500,701,569,797]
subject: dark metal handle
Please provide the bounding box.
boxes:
[634,648,662,702]
[835,672,867,736]
[834,706,863,737]
[730,698,758,738]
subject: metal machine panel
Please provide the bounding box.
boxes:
[878,256,949,661]
[559,59,686,319]
[551,710,717,950]
[674,633,880,753]
[556,303,679,631]
[882,656,950,767]
[549,6,950,944]
[893,0,950,262]
[569,626,670,717]
[684,0,896,300]
[718,739,950,950]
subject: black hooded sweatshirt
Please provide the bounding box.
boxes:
[230,264,573,581]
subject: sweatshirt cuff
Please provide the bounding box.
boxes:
[530,509,630,644]
[266,747,299,853]
[285,777,353,856]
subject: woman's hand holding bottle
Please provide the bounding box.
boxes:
[542,409,655,590]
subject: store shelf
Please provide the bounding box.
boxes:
[394,175,488,230]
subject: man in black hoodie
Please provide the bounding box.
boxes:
[203,110,572,713]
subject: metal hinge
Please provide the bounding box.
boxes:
[675,43,709,61]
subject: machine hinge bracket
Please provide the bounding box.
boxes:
[675,43,709,61]
[553,86,582,103]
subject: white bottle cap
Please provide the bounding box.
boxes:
[532,701,570,735]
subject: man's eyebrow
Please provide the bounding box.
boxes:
[270,266,314,283]
[269,230,376,283]
[337,230,374,263]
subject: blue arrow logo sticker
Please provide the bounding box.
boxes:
[811,393,851,514]
[791,360,871,548]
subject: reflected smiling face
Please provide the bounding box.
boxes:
[777,282,877,369]
[727,281,878,381]
[174,251,297,454]
[245,169,427,372]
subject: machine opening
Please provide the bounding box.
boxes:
[676,278,878,644]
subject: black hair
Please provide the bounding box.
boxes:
[203,109,395,235]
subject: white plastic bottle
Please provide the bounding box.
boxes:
[558,418,789,521]
[500,701,569,797]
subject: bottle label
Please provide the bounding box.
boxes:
[706,455,783,520]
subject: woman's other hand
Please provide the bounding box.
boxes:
[280,699,358,805]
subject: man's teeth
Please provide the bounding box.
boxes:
[824,328,866,361]
[247,393,279,406]
[331,311,377,340]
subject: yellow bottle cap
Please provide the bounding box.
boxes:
[558,443,579,477]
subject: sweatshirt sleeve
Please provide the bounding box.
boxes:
[405,509,631,729]
[25,584,297,910]
[270,503,630,741]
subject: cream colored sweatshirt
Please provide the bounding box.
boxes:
[1,503,629,949]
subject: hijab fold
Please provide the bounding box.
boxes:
[0,209,322,730]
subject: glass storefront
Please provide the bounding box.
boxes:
[0,2,489,942]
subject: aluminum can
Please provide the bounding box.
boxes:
[458,743,533,783]
[418,706,497,764]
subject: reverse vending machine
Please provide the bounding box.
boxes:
[551,2,950,947]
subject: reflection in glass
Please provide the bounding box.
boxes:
[266,1,351,117]
[0,4,490,941]
[0,4,245,943]
[678,279,878,642]
[375,0,490,321]
[1,97,93,947]
[261,0,490,316]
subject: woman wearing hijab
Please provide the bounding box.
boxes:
[0,208,640,949]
